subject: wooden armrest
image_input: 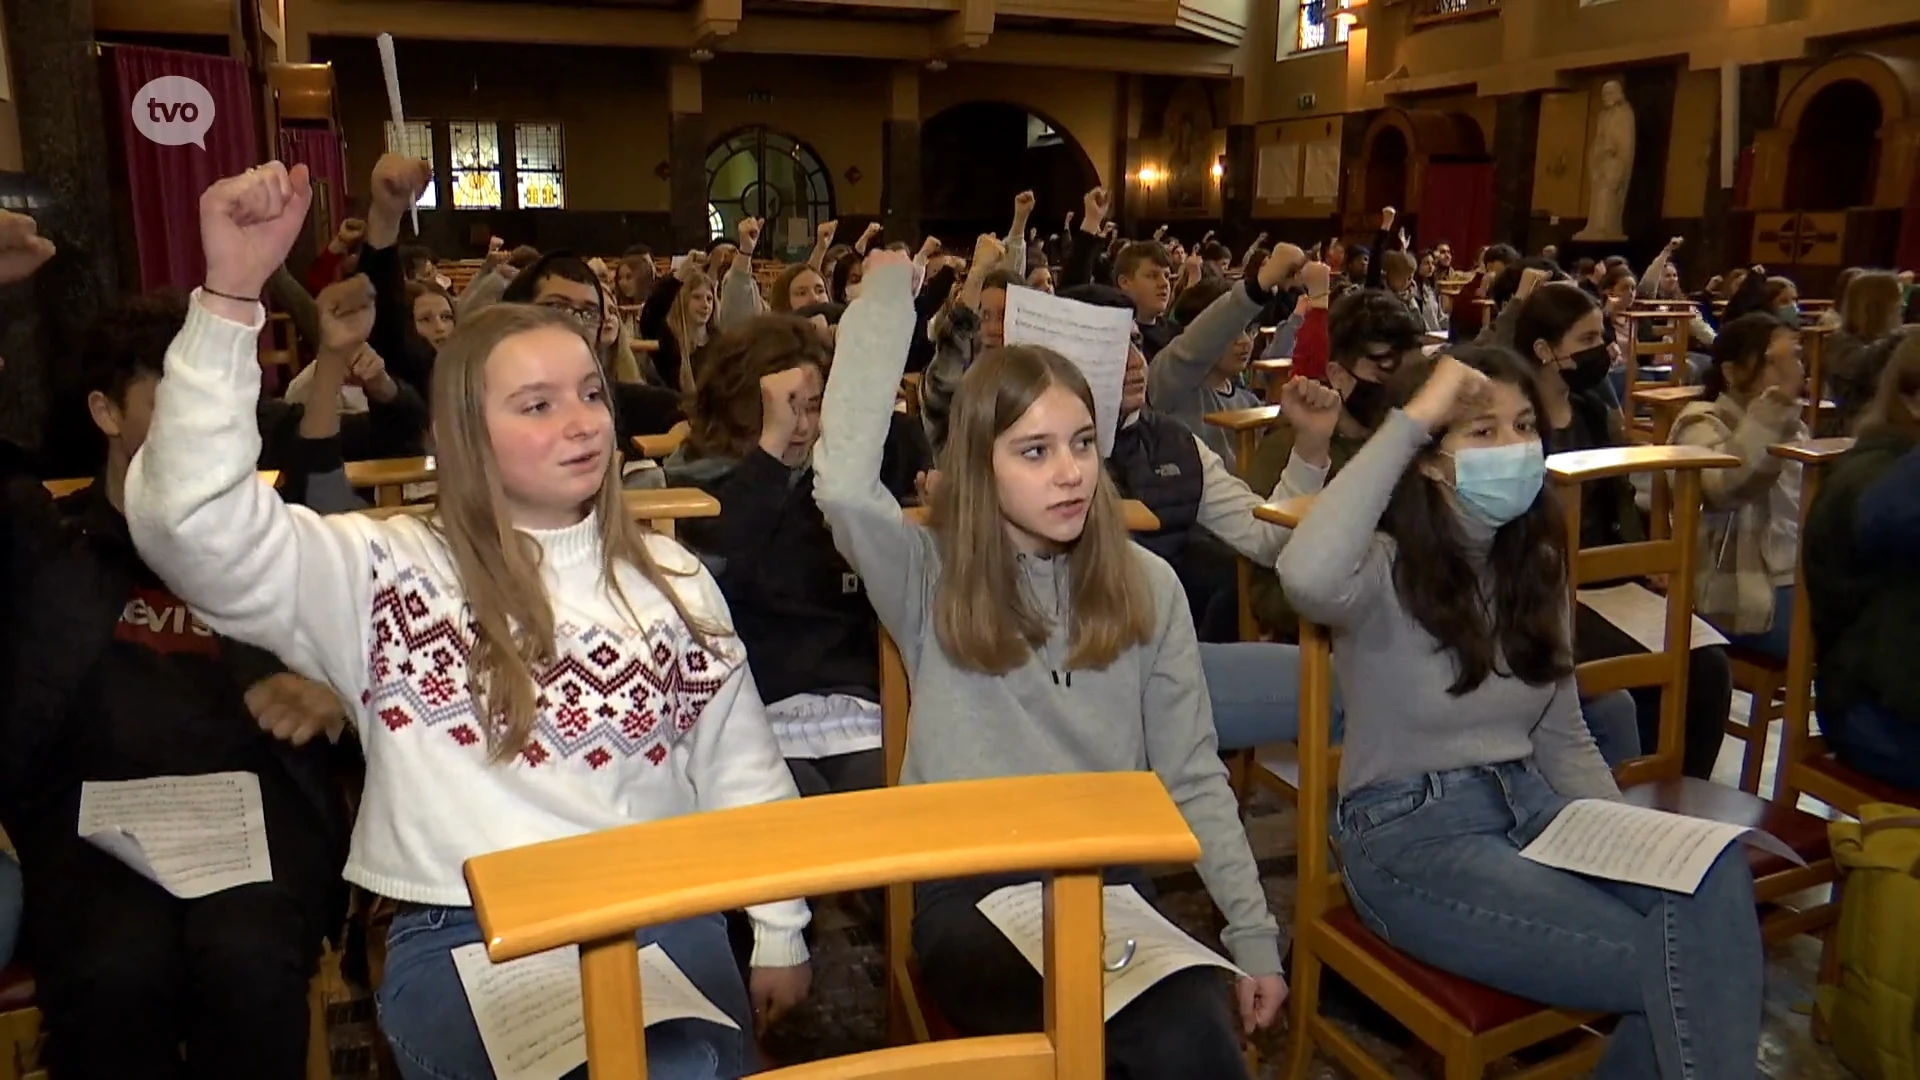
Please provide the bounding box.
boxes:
[902,499,1160,532]
[1253,494,1315,529]
[633,339,660,354]
[1203,405,1281,432]
[1250,358,1292,375]
[344,456,435,488]
[630,421,690,461]
[1629,386,1705,407]
[1769,436,1854,464]
[466,773,1200,962]
[42,470,281,499]
[1547,444,1740,483]
[359,487,720,523]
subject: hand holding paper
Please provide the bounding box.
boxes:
[1002,287,1135,457]
[78,773,274,898]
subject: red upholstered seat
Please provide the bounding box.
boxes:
[0,964,36,1012]
[1322,907,1552,1033]
[1804,753,1919,808]
[1620,777,1832,877]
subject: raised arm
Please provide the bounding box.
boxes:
[1148,244,1304,401]
[1669,392,1800,510]
[1192,377,1339,567]
[125,162,376,707]
[811,251,936,638]
[1277,358,1483,626]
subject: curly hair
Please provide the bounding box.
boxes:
[1328,288,1424,367]
[685,315,831,460]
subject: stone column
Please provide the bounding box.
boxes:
[668,60,708,252]
[1489,91,1541,250]
[0,0,118,449]
[1700,64,1777,277]
[882,65,921,245]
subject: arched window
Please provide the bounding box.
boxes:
[706,127,834,256]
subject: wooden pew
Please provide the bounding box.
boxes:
[343,456,435,508]
[42,472,282,499]
[631,423,691,462]
[464,773,1200,1078]
[358,488,719,539]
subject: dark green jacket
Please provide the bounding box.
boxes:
[1806,429,1920,728]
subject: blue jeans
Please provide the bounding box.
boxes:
[1335,762,1763,1080]
[1198,641,1344,750]
[377,907,752,1080]
[1581,690,1643,768]
[0,852,18,968]
[1719,584,1794,661]
[1827,700,1920,791]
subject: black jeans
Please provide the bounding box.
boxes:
[1575,604,1734,779]
[913,872,1245,1079]
[18,768,335,1080]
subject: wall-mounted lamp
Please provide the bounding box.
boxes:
[1136,165,1162,185]
[1210,160,1224,181]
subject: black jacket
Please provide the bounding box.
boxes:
[1807,429,1920,728]
[663,416,930,705]
[1104,410,1204,563]
[0,442,349,917]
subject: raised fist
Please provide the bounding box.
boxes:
[200,161,313,301]
[316,274,376,356]
[0,210,56,287]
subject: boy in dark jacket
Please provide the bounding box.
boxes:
[1,253,349,1078]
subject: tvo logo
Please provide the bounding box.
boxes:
[131,76,216,149]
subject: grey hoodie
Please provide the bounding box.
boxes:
[813,261,1283,976]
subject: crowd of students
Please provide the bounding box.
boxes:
[0,148,1914,1080]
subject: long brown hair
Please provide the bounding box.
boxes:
[686,316,828,460]
[429,303,725,762]
[1840,270,1902,341]
[1380,346,1573,694]
[667,270,719,395]
[927,345,1153,673]
[770,264,822,314]
[1857,330,1920,439]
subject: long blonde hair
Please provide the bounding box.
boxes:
[430,303,725,762]
[1840,270,1903,341]
[667,270,719,396]
[927,345,1153,674]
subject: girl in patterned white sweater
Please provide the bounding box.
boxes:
[125,159,810,1080]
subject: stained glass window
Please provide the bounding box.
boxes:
[383,120,438,209]
[449,120,502,210]
[705,127,833,257]
[1295,0,1352,52]
[514,122,566,210]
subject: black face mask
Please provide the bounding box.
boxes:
[1559,343,1614,393]
[1342,376,1391,428]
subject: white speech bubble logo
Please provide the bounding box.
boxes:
[131,76,217,150]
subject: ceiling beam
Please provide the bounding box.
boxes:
[692,0,743,47]
[933,0,995,54]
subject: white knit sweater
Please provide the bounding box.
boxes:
[126,293,810,968]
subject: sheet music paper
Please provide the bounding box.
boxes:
[77,773,273,899]
[1002,287,1136,456]
[1520,798,1802,894]
[452,941,739,1080]
[1578,583,1728,652]
[976,883,1243,1020]
[375,34,419,235]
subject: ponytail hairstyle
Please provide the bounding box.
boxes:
[927,345,1153,673]
[427,303,725,762]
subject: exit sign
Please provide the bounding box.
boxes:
[747,90,773,104]
[1297,92,1316,110]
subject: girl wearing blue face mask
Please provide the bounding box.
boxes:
[1277,346,1765,1080]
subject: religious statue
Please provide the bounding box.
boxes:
[1573,78,1635,241]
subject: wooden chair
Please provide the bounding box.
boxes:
[1800,325,1833,431]
[359,488,720,539]
[899,373,922,418]
[1261,495,1607,1080]
[260,311,302,377]
[0,965,41,1080]
[343,456,436,508]
[1548,445,1840,947]
[463,773,1201,1079]
[41,473,282,500]
[631,422,691,462]
[1202,406,1282,647]
[1250,358,1292,404]
[1767,437,1916,818]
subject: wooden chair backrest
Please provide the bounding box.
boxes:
[43,471,282,499]
[1800,325,1832,430]
[631,422,691,462]
[1548,444,1738,785]
[1769,438,1857,807]
[1204,405,1281,479]
[357,488,721,537]
[464,773,1201,1079]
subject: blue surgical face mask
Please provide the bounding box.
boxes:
[1446,441,1546,528]
[1774,303,1801,328]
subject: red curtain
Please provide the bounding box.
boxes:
[1419,162,1494,260]
[113,46,258,292]
[279,127,349,234]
